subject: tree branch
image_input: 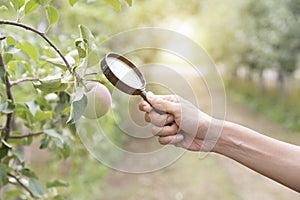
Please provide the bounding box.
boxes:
[7,172,38,199]
[0,20,81,82]
[0,53,14,140]
[10,77,40,86]
[8,131,43,139]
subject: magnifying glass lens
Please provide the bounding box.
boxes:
[101,52,172,120]
[107,57,143,89]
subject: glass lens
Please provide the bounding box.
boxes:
[107,57,143,89]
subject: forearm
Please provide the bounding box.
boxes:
[214,121,300,192]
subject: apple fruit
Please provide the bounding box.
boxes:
[83,82,112,119]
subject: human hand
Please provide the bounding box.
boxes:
[139,92,214,151]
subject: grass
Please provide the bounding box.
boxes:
[226,78,300,132]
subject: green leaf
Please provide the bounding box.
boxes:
[79,24,95,45]
[103,0,121,10]
[6,36,16,46]
[39,137,50,149]
[14,103,34,125]
[0,164,7,188]
[3,53,13,64]
[0,100,16,114]
[69,0,79,6]
[36,0,52,6]
[36,110,52,121]
[47,179,69,188]
[43,55,75,70]
[26,101,39,115]
[16,41,39,61]
[0,5,8,11]
[12,150,25,163]
[46,6,59,25]
[0,66,5,83]
[25,0,40,14]
[77,47,86,58]
[33,82,68,94]
[61,106,70,115]
[67,87,88,124]
[75,38,87,58]
[29,178,46,197]
[39,74,62,88]
[20,168,38,178]
[53,137,64,149]
[0,145,9,161]
[43,129,64,144]
[5,190,24,199]
[58,142,70,159]
[35,96,52,110]
[10,0,25,10]
[125,0,132,6]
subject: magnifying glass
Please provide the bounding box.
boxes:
[100,52,167,115]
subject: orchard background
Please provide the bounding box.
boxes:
[0,0,300,199]
[0,0,132,199]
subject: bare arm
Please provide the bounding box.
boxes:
[139,92,300,192]
[215,121,300,192]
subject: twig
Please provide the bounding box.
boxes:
[0,20,81,82]
[8,131,43,139]
[7,172,38,199]
[82,78,105,84]
[10,77,40,86]
[0,36,6,40]
[83,72,98,77]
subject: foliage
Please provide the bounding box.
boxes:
[200,0,300,82]
[0,0,132,199]
[227,78,300,132]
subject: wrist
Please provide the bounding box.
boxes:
[211,120,235,154]
[201,118,227,152]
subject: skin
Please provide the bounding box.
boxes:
[139,92,300,193]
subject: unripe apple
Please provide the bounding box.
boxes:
[83,82,112,119]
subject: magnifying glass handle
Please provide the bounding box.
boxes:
[140,91,175,126]
[140,91,168,115]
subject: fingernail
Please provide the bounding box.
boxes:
[167,115,173,122]
[147,91,154,100]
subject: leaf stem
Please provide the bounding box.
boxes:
[8,131,44,139]
[10,77,40,86]
[7,172,38,199]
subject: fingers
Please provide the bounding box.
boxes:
[158,134,184,145]
[152,123,183,145]
[140,99,175,125]
[146,92,180,114]
[146,110,174,126]
[139,100,152,113]
[152,123,178,136]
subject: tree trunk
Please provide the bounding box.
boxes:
[259,69,265,95]
[277,72,288,94]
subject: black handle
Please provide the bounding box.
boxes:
[140,90,174,126]
[140,91,167,115]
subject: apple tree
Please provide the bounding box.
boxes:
[0,0,132,199]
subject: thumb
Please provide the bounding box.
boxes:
[146,92,179,114]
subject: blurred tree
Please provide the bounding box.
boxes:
[199,0,300,93]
